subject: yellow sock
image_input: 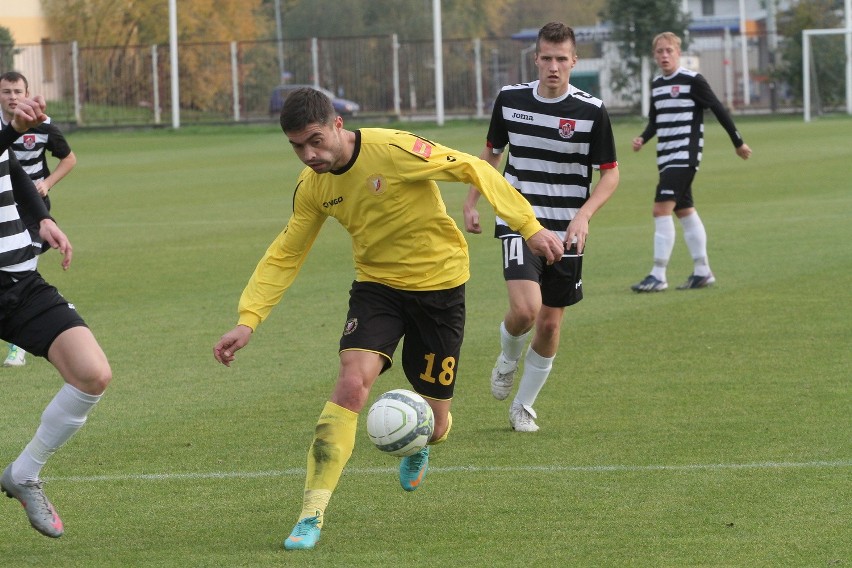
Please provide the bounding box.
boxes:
[428,411,452,445]
[299,401,357,527]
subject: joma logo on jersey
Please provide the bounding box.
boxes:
[22,134,36,150]
[512,112,533,121]
[558,119,576,139]
[670,86,681,97]
[323,196,344,208]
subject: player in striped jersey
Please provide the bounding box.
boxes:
[0,72,78,366]
[631,32,752,293]
[0,96,112,538]
[464,22,619,432]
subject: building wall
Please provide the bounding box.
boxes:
[0,0,49,44]
[685,0,795,19]
[0,2,60,101]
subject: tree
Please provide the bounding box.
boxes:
[497,0,604,35]
[600,0,690,103]
[277,0,604,41]
[42,0,265,113]
[776,0,845,111]
[0,26,19,72]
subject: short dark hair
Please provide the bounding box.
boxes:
[279,87,336,133]
[536,22,576,53]
[0,71,29,91]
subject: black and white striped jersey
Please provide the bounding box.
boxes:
[0,145,40,273]
[486,81,618,240]
[0,116,72,184]
[639,67,744,172]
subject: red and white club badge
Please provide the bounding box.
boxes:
[558,119,575,139]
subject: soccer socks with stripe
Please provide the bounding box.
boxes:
[11,383,102,483]
[650,215,676,282]
[513,347,554,408]
[300,401,357,527]
[680,211,711,277]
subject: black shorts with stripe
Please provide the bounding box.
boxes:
[339,281,465,401]
[0,271,88,358]
[500,235,583,307]
[655,167,697,210]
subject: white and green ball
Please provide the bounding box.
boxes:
[366,389,434,457]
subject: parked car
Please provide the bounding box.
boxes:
[269,85,360,117]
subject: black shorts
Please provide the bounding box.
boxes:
[500,235,583,308]
[0,271,87,358]
[339,281,465,401]
[655,167,697,210]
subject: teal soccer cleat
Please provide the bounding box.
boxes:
[399,446,430,492]
[283,514,322,550]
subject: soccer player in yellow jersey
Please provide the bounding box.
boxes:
[213,87,564,551]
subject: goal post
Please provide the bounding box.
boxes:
[803,26,852,122]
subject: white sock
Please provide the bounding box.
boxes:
[499,321,530,366]
[514,347,554,408]
[12,384,102,483]
[680,212,710,276]
[650,215,675,282]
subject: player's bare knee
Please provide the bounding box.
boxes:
[536,318,562,340]
[76,363,112,395]
[507,309,537,332]
[330,378,372,412]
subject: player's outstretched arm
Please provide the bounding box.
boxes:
[736,143,752,160]
[463,186,483,234]
[463,146,503,234]
[38,219,72,270]
[10,96,47,132]
[213,325,253,367]
[632,136,645,151]
[37,151,77,197]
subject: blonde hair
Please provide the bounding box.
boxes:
[652,32,682,51]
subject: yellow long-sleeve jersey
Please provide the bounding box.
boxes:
[237,128,544,330]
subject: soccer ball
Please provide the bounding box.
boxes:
[366,389,434,457]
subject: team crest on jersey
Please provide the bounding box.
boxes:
[22,134,36,150]
[366,174,386,195]
[411,138,432,158]
[343,318,358,335]
[558,119,576,139]
[670,86,681,97]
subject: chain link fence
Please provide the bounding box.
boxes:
[0,30,817,128]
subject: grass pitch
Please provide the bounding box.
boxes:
[0,115,849,567]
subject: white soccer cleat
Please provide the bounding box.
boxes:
[1,464,64,538]
[509,402,539,432]
[3,344,26,367]
[490,354,517,400]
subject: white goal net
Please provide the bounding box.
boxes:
[802,27,852,121]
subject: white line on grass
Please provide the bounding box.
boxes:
[49,459,852,483]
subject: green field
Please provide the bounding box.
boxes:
[0,115,849,567]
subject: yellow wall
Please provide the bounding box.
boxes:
[0,1,49,44]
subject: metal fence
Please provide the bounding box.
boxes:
[0,30,827,128]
